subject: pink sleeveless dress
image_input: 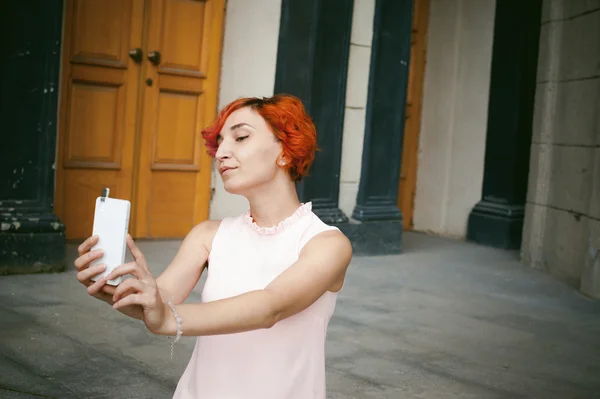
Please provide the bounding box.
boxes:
[172,202,340,399]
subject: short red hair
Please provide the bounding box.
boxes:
[201,94,317,182]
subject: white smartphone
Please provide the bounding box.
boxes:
[90,188,131,286]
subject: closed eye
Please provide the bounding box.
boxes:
[236,135,249,142]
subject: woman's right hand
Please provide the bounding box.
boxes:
[74,235,144,320]
[74,235,116,305]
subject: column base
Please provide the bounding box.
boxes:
[352,203,403,222]
[0,211,66,275]
[467,200,524,250]
[334,220,403,256]
[313,207,349,224]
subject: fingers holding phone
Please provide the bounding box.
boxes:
[74,234,143,320]
[74,235,115,303]
[76,189,144,320]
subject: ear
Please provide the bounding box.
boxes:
[277,154,288,166]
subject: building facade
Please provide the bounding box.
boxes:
[521,0,600,298]
[1,0,598,298]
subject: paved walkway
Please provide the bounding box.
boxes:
[1,232,599,398]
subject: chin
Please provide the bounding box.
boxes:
[222,173,273,196]
[222,178,249,196]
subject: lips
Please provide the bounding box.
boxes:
[219,166,237,175]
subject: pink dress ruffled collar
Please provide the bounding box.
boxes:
[243,202,312,235]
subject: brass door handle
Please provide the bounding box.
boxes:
[148,50,161,66]
[129,48,143,63]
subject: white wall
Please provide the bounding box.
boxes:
[412,0,496,238]
[210,0,375,221]
[338,0,375,218]
[209,0,282,220]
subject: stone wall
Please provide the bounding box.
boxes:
[521,0,600,298]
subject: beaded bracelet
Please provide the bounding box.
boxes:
[166,301,182,359]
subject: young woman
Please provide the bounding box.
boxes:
[73,94,353,398]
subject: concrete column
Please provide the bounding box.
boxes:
[334,0,412,255]
[352,0,413,223]
[0,0,66,274]
[274,0,354,224]
[466,0,543,249]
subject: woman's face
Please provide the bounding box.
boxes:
[215,107,285,195]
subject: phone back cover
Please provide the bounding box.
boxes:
[90,196,131,286]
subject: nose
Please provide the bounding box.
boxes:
[214,139,231,161]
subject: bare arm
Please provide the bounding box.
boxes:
[154,220,221,304]
[79,220,220,320]
[143,229,352,337]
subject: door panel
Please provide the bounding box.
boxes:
[65,65,127,169]
[134,0,223,237]
[154,92,201,169]
[56,0,224,240]
[71,0,133,67]
[56,0,144,240]
[160,0,210,76]
[66,84,119,164]
[149,172,198,236]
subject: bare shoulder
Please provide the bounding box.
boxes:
[298,228,352,292]
[187,219,222,253]
[302,228,353,264]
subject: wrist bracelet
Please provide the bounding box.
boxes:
[166,301,182,359]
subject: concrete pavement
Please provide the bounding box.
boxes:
[1,232,599,398]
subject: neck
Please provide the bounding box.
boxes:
[246,178,302,228]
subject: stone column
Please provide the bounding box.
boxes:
[351,0,413,222]
[0,0,66,273]
[274,0,354,223]
[466,0,543,249]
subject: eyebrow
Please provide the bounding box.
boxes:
[230,123,254,131]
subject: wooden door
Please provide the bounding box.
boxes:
[398,0,429,230]
[133,0,223,238]
[55,0,144,240]
[56,0,224,240]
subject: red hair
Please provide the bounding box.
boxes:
[201,94,317,182]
